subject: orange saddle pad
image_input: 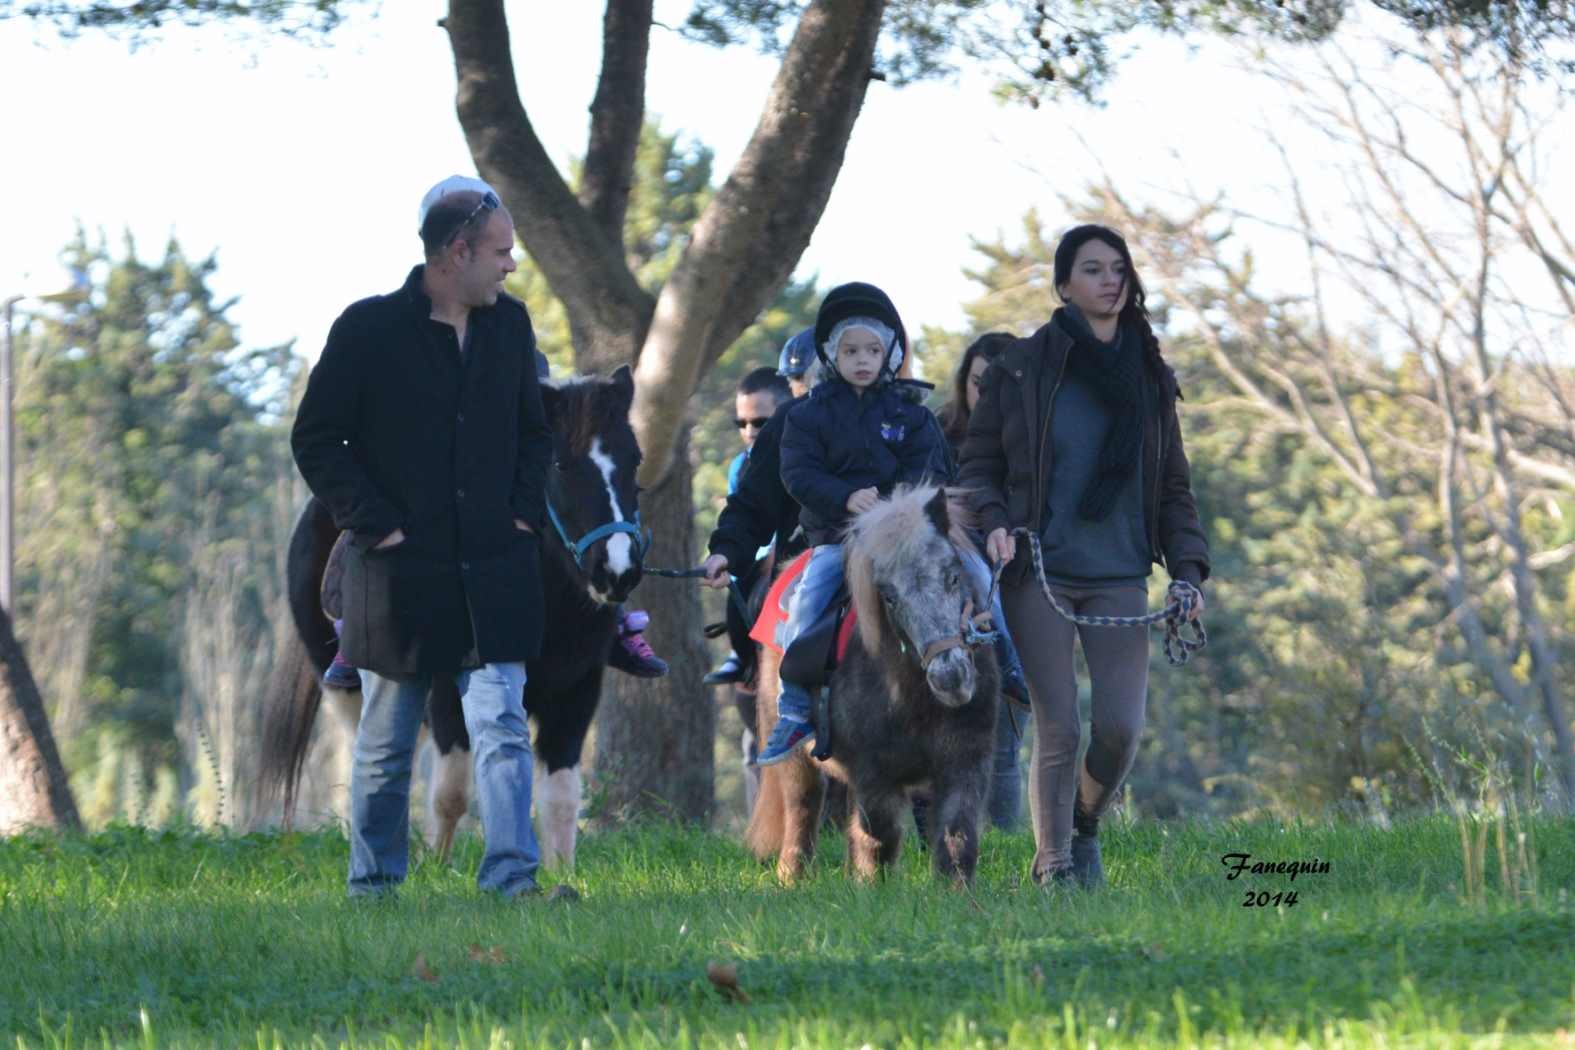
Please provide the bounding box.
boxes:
[749,549,858,663]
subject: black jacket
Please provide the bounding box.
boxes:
[958,319,1210,588]
[707,395,806,571]
[291,266,553,675]
[780,379,950,547]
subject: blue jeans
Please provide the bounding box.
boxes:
[776,543,847,721]
[958,546,1024,688]
[349,662,538,898]
[988,695,1024,827]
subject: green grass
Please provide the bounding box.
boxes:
[2,815,1572,1048]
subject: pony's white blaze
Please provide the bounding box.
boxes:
[588,436,632,576]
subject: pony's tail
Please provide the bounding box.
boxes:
[257,497,341,827]
[746,766,788,860]
[744,647,787,860]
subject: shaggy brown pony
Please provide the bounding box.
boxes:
[746,485,1001,885]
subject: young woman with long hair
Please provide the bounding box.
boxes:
[958,225,1210,887]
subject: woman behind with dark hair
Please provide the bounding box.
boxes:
[938,332,1017,448]
[938,331,1028,830]
[958,224,1210,889]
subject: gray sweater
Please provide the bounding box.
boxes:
[1040,372,1151,587]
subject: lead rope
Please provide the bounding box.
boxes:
[984,528,1206,668]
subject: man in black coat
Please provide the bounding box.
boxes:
[291,176,553,899]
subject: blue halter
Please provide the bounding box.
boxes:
[545,498,652,570]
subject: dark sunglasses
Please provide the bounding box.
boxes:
[443,190,501,248]
[733,416,770,430]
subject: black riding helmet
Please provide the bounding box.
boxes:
[813,282,908,380]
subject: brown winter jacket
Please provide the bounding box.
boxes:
[957,319,1210,589]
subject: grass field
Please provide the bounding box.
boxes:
[1,813,1572,1048]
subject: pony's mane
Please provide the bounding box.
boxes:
[843,485,976,654]
[546,374,631,457]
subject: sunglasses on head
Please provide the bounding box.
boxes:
[443,190,501,248]
[734,416,770,430]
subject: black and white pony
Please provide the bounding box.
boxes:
[259,366,646,870]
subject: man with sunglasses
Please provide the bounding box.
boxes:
[704,367,792,689]
[292,175,554,900]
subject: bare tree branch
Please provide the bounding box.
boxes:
[632,0,889,484]
[580,0,653,247]
[445,0,655,367]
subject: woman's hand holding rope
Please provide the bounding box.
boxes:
[984,526,1207,667]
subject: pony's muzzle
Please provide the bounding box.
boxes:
[585,534,643,603]
[926,649,976,708]
[604,565,642,604]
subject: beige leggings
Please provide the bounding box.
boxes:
[1001,577,1149,879]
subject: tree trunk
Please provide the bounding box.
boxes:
[592,429,714,824]
[0,606,81,834]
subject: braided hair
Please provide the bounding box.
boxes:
[1052,224,1166,384]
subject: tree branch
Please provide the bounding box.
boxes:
[444,0,655,367]
[632,0,889,484]
[580,0,653,247]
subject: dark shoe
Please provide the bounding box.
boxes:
[1031,863,1075,889]
[755,717,815,766]
[703,651,745,685]
[509,883,580,904]
[1001,665,1031,707]
[608,609,669,678]
[1070,832,1105,889]
[322,653,361,691]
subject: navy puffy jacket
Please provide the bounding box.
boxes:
[780,379,950,547]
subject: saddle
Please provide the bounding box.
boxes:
[320,531,352,621]
[750,549,860,760]
[778,587,855,689]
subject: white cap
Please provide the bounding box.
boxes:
[417,175,498,232]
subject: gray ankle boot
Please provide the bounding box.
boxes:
[1069,832,1104,888]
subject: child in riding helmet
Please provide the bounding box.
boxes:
[756,283,952,764]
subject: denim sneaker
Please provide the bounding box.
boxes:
[607,609,669,678]
[754,716,815,766]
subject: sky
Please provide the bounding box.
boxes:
[0,2,1567,367]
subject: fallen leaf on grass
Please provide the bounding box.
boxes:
[706,961,751,1003]
[410,953,440,983]
[467,943,508,965]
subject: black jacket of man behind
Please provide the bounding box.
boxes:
[291,266,553,676]
[708,394,807,574]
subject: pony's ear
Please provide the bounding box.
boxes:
[924,486,950,536]
[539,382,561,426]
[609,364,635,412]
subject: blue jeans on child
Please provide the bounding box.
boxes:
[776,543,848,722]
[348,661,538,898]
